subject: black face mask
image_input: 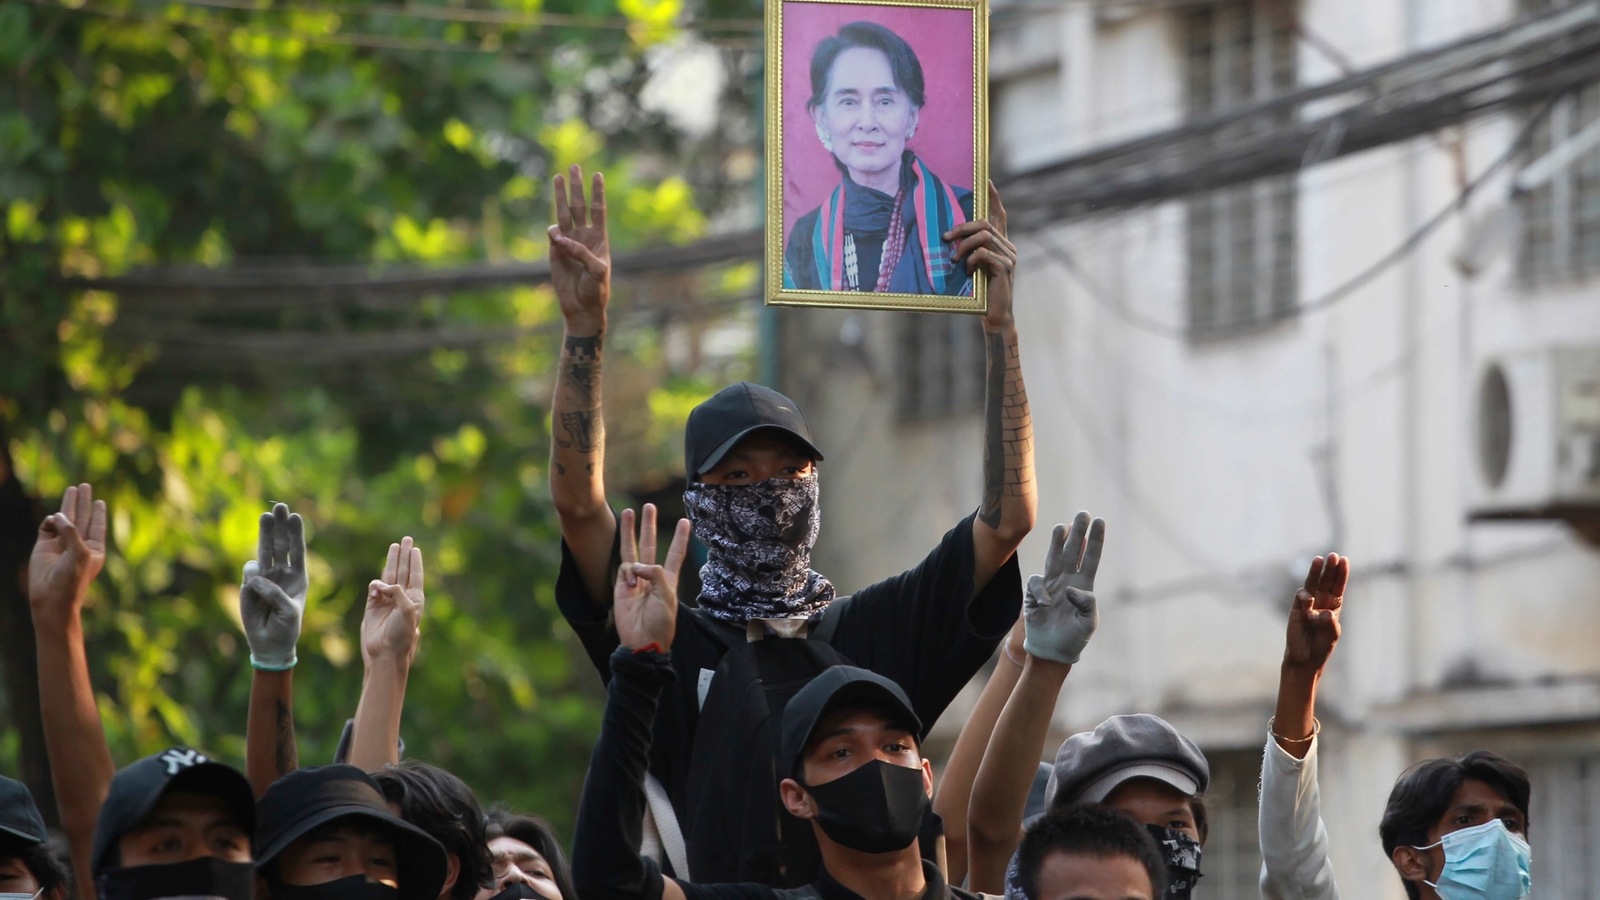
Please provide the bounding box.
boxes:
[1144,825,1203,900]
[486,884,555,900]
[97,856,255,900]
[265,875,399,900]
[802,759,929,854]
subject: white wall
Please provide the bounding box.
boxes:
[775,1,1600,897]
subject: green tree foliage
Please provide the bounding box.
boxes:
[1,0,761,836]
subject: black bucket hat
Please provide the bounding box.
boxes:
[255,765,447,900]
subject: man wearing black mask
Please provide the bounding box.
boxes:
[571,511,989,900]
[89,748,256,900]
[253,766,446,900]
[547,164,1031,887]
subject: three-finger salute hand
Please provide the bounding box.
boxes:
[1283,553,1348,672]
[1022,511,1106,666]
[364,536,425,665]
[549,164,611,334]
[28,483,108,625]
[240,503,308,671]
[614,504,691,651]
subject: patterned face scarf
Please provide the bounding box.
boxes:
[682,472,836,624]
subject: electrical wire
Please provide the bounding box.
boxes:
[1028,94,1559,341]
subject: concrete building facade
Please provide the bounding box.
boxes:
[769,0,1600,896]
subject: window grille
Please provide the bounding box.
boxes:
[895,313,987,421]
[1183,2,1299,334]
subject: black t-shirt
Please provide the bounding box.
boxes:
[557,511,1021,883]
[569,647,992,900]
[672,860,985,900]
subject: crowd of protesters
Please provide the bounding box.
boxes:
[6,162,1533,900]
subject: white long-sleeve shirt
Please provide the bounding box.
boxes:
[1258,732,1339,900]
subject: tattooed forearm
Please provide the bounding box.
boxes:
[553,334,605,458]
[978,329,1034,530]
[274,699,297,777]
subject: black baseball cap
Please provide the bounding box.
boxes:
[684,382,824,478]
[91,747,256,875]
[780,666,922,780]
[0,776,49,845]
[1044,715,1210,810]
[255,765,446,900]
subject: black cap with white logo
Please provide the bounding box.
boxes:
[684,382,824,478]
[91,748,256,875]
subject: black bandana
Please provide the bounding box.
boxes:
[682,473,836,624]
[1145,824,1203,899]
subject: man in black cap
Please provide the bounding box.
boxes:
[89,747,256,900]
[545,167,1033,885]
[253,765,447,900]
[0,777,68,900]
[571,530,989,900]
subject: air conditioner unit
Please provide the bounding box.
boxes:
[1469,345,1600,519]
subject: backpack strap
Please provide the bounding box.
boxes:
[642,772,691,881]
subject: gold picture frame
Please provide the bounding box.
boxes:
[765,0,989,314]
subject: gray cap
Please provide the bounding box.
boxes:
[1045,714,1210,809]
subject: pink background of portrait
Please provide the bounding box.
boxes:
[780,2,976,237]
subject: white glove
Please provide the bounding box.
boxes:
[240,503,307,670]
[1022,511,1105,666]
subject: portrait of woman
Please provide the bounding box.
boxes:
[781,20,976,296]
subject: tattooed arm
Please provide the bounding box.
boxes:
[547,165,619,613]
[246,672,297,795]
[240,504,308,796]
[948,183,1037,590]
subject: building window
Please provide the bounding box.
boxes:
[1198,749,1264,897]
[895,313,986,421]
[1516,1,1600,284]
[1183,2,1298,333]
[1527,752,1600,898]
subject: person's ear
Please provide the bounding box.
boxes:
[442,852,461,896]
[257,876,273,900]
[906,105,920,140]
[780,778,816,820]
[920,758,934,799]
[47,885,67,900]
[811,106,833,152]
[1391,844,1433,887]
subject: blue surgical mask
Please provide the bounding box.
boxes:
[1413,819,1531,900]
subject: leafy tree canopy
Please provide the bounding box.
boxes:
[1,0,762,836]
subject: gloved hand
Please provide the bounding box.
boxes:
[1022,511,1105,665]
[240,503,308,671]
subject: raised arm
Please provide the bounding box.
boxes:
[932,619,1024,888]
[967,514,1102,894]
[572,507,691,900]
[348,537,425,771]
[28,484,113,900]
[950,184,1036,589]
[1259,553,1347,900]
[241,503,307,796]
[547,165,618,612]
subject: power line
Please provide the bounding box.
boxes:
[1030,94,1557,340]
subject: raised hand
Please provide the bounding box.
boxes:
[946,182,1017,330]
[1022,511,1105,666]
[614,504,691,651]
[549,164,611,335]
[28,483,108,627]
[363,536,424,666]
[240,503,308,671]
[1283,553,1348,672]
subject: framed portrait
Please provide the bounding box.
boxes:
[765,0,989,314]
